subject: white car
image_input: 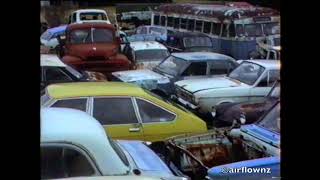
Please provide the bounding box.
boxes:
[122,41,170,69]
[41,108,186,180]
[174,60,280,114]
[68,9,111,24]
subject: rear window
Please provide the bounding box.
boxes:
[79,12,107,21]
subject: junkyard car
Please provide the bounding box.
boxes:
[41,107,186,179]
[40,25,67,50]
[174,60,280,114]
[136,25,172,42]
[41,82,207,142]
[60,23,132,76]
[230,100,280,157]
[111,52,238,97]
[150,102,280,180]
[212,80,280,127]
[164,31,215,53]
[68,9,111,24]
[207,157,280,180]
[122,41,170,69]
[40,54,106,90]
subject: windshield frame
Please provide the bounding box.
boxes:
[154,55,190,77]
[228,61,265,86]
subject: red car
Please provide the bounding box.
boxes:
[61,23,132,77]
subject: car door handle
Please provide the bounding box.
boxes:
[129,128,140,132]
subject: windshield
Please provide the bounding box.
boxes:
[257,103,280,133]
[65,65,83,79]
[135,49,169,62]
[79,12,107,21]
[268,82,280,98]
[70,28,114,44]
[155,55,189,76]
[183,37,213,48]
[228,62,265,85]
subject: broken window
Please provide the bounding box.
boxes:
[167,16,174,27]
[161,16,166,26]
[174,18,180,29]
[221,24,228,37]
[136,99,175,123]
[203,21,211,34]
[153,15,160,25]
[180,18,187,29]
[187,19,195,31]
[195,20,203,32]
[51,98,87,112]
[229,24,236,37]
[212,22,221,35]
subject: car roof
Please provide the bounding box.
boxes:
[129,41,168,51]
[46,82,146,99]
[171,52,235,61]
[73,9,107,13]
[47,25,67,34]
[41,108,129,175]
[243,60,280,69]
[41,54,66,67]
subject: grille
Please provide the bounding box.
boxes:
[176,86,194,103]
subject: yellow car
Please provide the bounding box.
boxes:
[41,82,207,142]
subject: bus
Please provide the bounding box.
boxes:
[151,2,280,59]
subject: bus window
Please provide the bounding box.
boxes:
[167,17,174,27]
[236,24,245,37]
[244,24,263,37]
[212,22,221,36]
[180,18,187,29]
[174,18,180,29]
[161,16,166,26]
[187,19,195,31]
[229,24,236,37]
[203,21,211,34]
[154,15,160,25]
[195,20,203,32]
[222,24,228,37]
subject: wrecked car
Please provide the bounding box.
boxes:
[136,25,173,42]
[68,9,111,24]
[164,31,215,53]
[41,107,187,180]
[111,52,238,97]
[174,60,280,115]
[212,80,280,127]
[149,101,280,180]
[41,82,207,142]
[122,41,170,69]
[40,54,106,91]
[60,23,132,77]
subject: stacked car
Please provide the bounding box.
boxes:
[41,3,281,180]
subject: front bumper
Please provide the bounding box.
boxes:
[177,97,199,110]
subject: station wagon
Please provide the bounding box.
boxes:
[111,52,238,97]
[41,82,207,142]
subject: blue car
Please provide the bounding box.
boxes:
[207,156,280,180]
[40,25,67,49]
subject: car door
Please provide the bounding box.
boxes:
[91,97,144,140]
[44,67,74,86]
[133,97,177,142]
[249,69,280,101]
[180,61,208,80]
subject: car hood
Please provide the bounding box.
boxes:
[240,124,280,148]
[117,140,174,178]
[175,77,247,93]
[112,69,167,82]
